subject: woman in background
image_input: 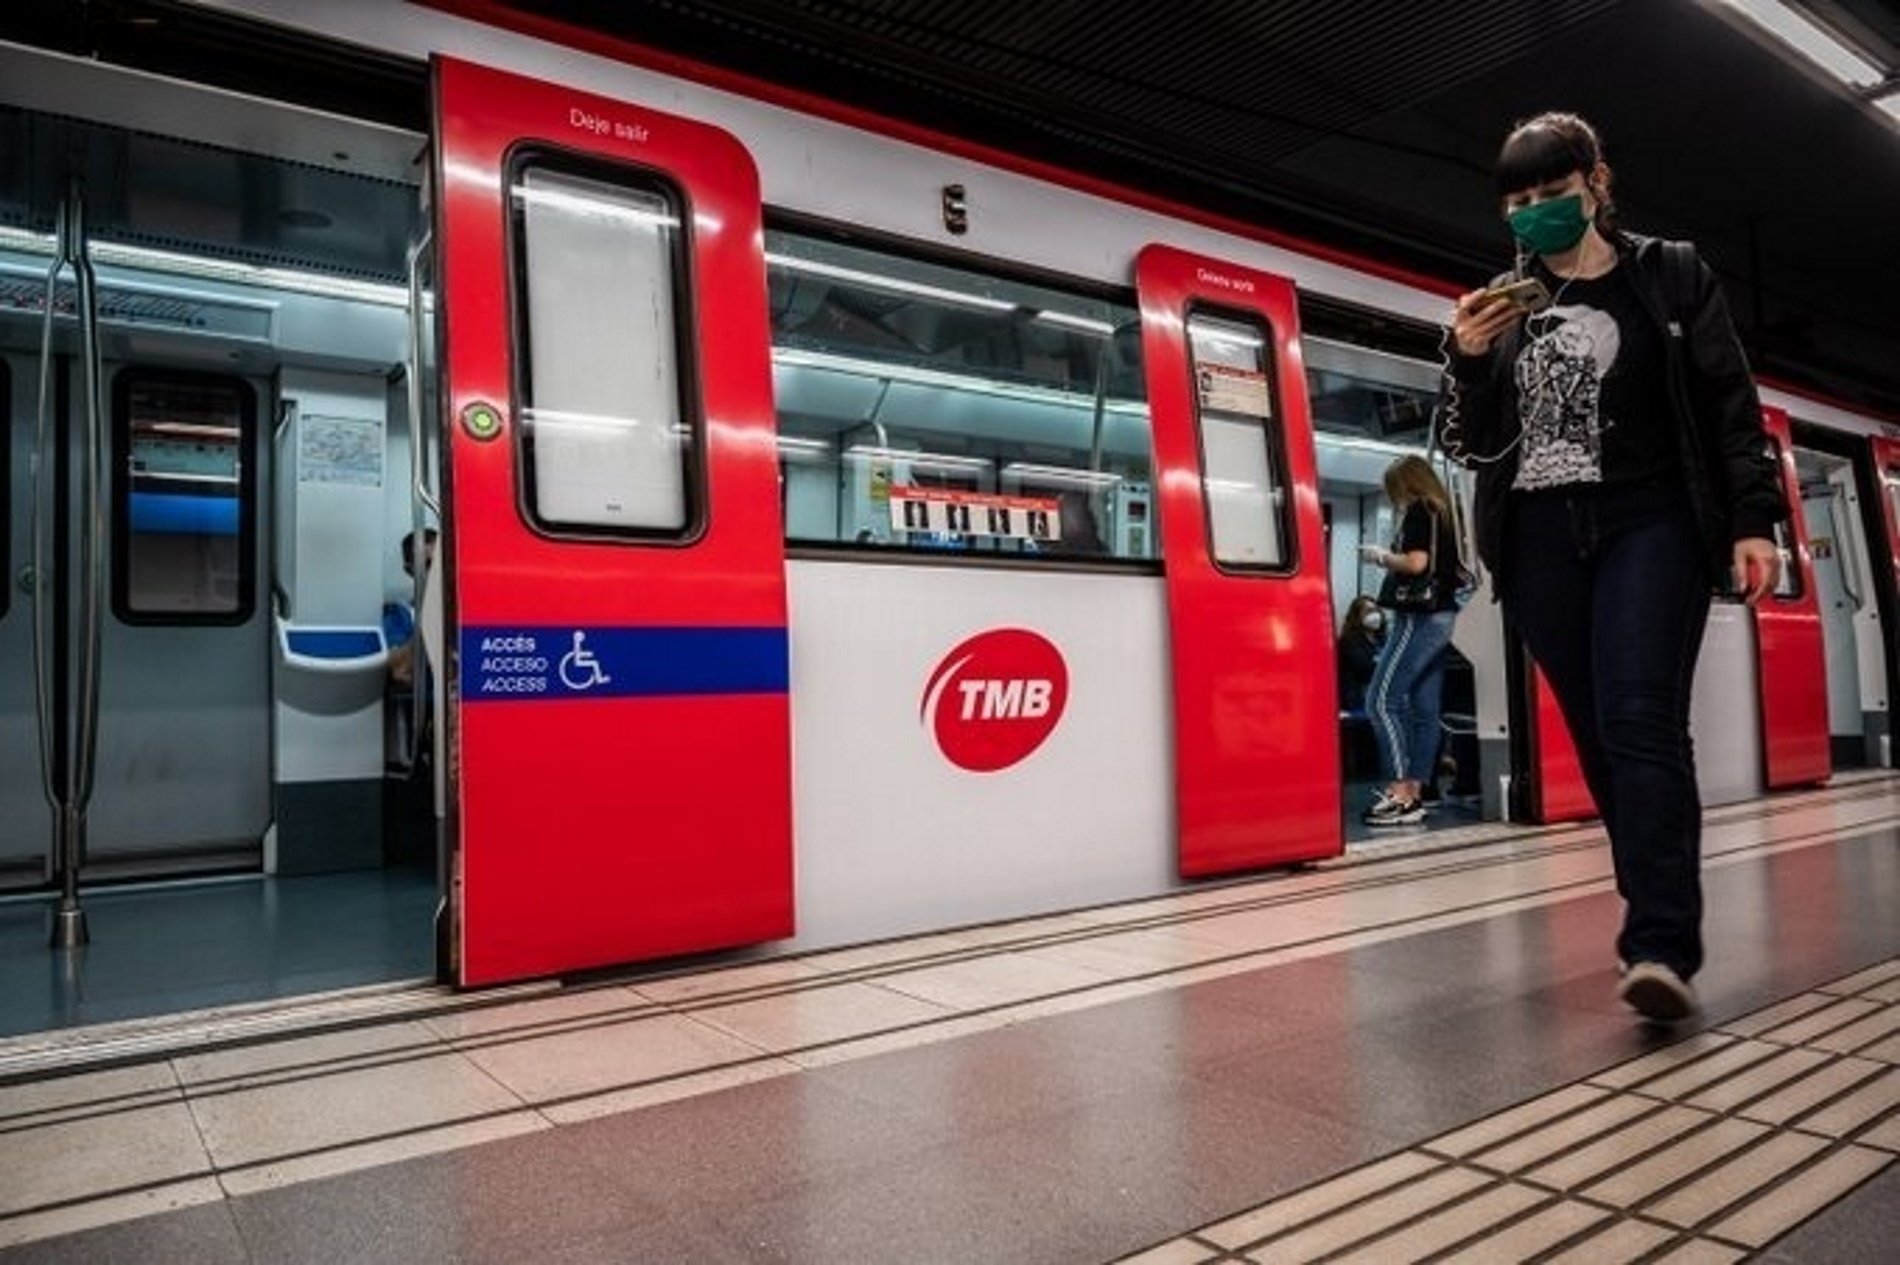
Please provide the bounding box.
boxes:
[1359,457,1464,828]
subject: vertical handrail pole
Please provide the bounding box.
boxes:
[49,176,102,949]
[404,228,437,773]
[30,204,68,823]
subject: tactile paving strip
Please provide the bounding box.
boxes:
[1120,959,1899,1264]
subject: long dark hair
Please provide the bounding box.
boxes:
[1383,455,1450,517]
[1494,111,1619,235]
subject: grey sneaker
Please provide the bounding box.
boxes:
[1363,795,1425,827]
[1617,961,1698,1022]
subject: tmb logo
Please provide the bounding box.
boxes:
[921,629,1068,772]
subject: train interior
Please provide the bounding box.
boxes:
[1304,344,1489,840]
[0,100,442,1035]
[1793,440,1892,771]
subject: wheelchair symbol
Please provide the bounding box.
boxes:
[558,630,612,691]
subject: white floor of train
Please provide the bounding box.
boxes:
[0,774,1894,1262]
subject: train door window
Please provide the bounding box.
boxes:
[1187,310,1290,570]
[112,371,256,622]
[764,229,1155,563]
[1767,440,1801,599]
[1886,462,1900,533]
[510,159,696,537]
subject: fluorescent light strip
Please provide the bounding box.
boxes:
[1878,92,1900,124]
[1002,463,1123,488]
[1718,0,1883,89]
[765,252,1015,312]
[770,346,1149,417]
[775,436,832,454]
[843,445,993,471]
[1034,310,1115,336]
[1312,433,1432,460]
[0,225,409,307]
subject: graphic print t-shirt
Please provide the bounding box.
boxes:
[1511,268,1674,491]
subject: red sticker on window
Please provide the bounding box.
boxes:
[921,629,1069,772]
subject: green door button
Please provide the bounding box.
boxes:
[461,401,504,441]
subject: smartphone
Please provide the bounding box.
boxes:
[1477,277,1553,314]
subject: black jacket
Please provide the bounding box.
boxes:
[1435,233,1788,591]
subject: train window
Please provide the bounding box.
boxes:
[765,230,1156,563]
[510,160,696,538]
[111,370,256,624]
[1303,338,1440,443]
[1187,310,1291,570]
[1886,464,1900,537]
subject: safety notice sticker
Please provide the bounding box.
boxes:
[1196,363,1273,419]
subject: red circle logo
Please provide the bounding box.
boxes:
[921,629,1069,772]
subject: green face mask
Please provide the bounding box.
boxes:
[1508,194,1590,256]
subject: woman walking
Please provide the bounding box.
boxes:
[1360,456,1465,828]
[1437,112,1786,1021]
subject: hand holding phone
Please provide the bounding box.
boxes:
[1452,277,1550,356]
[1475,277,1554,314]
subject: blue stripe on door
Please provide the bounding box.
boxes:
[460,626,789,701]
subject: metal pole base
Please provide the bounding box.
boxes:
[50,905,89,950]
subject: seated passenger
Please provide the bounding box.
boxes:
[384,528,437,689]
[1336,595,1385,713]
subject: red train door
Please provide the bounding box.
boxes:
[1527,668,1595,823]
[1872,436,1900,599]
[1135,246,1339,875]
[1756,406,1830,788]
[433,57,792,985]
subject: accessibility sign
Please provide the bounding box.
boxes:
[460,625,789,701]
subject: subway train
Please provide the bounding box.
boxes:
[2,0,1896,999]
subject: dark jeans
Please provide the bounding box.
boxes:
[1503,484,1713,979]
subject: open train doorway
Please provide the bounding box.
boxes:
[1792,431,1893,770]
[1303,335,1490,845]
[0,48,442,1036]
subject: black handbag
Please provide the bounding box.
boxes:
[1386,561,1440,614]
[1384,507,1460,612]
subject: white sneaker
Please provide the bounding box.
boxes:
[1617,961,1698,1022]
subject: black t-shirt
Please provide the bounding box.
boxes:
[1511,265,1677,491]
[1376,503,1462,613]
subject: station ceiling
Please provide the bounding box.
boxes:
[0,1,1894,419]
[509,0,1900,420]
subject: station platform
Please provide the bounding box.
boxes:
[0,777,1894,1263]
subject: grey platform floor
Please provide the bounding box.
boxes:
[0,793,1892,1263]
